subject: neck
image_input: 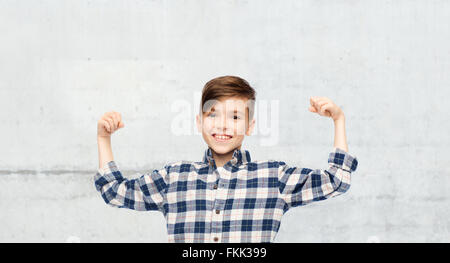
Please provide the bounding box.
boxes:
[211,146,241,167]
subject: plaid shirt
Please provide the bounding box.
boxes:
[94,146,358,243]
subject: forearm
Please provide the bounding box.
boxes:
[333,116,348,152]
[97,136,114,169]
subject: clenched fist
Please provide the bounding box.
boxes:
[308,96,345,121]
[97,111,125,138]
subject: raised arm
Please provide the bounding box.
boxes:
[97,111,124,169]
[309,96,348,152]
[94,111,168,212]
[277,97,358,210]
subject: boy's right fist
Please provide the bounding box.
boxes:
[97,111,125,138]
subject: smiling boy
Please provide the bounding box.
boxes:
[94,75,358,243]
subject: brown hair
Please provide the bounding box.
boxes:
[200,75,256,121]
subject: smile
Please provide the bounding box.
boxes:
[212,133,233,142]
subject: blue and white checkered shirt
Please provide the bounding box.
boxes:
[94,147,358,243]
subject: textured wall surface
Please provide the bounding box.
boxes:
[1,0,449,242]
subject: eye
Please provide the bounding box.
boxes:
[233,115,240,120]
[208,113,216,118]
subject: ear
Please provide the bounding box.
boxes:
[245,118,256,136]
[196,114,202,133]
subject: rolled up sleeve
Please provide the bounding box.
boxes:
[94,160,169,213]
[278,147,358,210]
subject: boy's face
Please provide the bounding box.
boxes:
[196,96,255,155]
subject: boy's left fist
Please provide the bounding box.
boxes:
[309,96,344,121]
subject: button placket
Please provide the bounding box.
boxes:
[206,165,219,231]
[210,167,230,242]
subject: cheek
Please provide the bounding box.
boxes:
[233,121,247,136]
[201,118,214,132]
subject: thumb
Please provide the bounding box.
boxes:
[118,122,125,128]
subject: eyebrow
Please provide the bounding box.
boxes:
[209,108,245,115]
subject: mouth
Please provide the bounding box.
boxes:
[212,133,233,143]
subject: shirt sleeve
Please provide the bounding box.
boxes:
[277,147,358,210]
[93,160,169,212]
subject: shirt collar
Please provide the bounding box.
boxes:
[202,146,251,167]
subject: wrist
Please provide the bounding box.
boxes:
[97,135,111,142]
[333,114,345,122]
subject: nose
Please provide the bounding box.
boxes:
[214,115,227,130]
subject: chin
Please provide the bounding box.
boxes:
[209,144,235,154]
[210,140,244,155]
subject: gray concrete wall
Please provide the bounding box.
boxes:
[1,0,449,242]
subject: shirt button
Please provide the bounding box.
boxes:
[213,184,218,189]
[215,209,220,214]
[213,237,219,242]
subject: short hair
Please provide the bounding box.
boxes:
[200,75,256,121]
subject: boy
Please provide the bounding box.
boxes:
[94,75,358,243]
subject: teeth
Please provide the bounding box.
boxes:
[214,135,231,140]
